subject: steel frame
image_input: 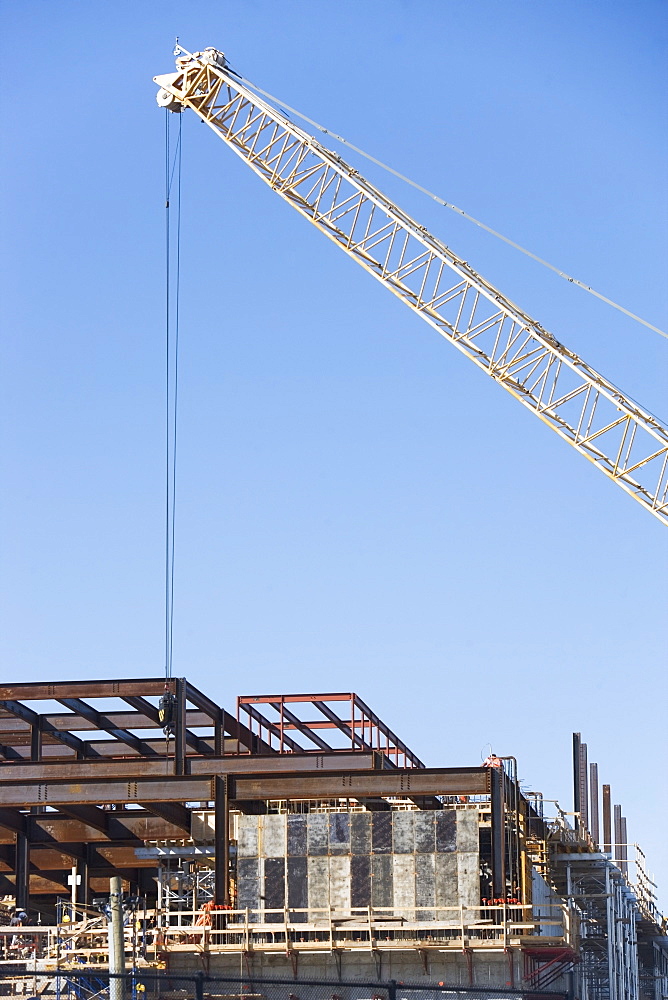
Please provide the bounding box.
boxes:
[0,677,433,911]
[237,692,424,766]
[153,48,668,524]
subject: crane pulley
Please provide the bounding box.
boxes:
[154,46,668,526]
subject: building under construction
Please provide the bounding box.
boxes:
[0,678,666,1000]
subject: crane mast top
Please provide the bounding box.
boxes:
[154,46,668,526]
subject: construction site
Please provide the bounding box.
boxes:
[0,679,666,1000]
[2,27,667,1000]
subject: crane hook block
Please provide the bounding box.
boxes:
[158,687,177,736]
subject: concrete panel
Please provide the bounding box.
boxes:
[264,856,285,921]
[287,856,308,921]
[287,815,307,856]
[329,855,351,912]
[351,812,372,854]
[393,854,416,915]
[371,854,393,909]
[236,874,260,914]
[434,851,458,913]
[456,808,479,853]
[237,858,259,882]
[435,809,456,852]
[236,816,259,858]
[307,856,329,921]
[329,813,350,854]
[237,856,260,916]
[261,814,286,858]
[415,852,435,918]
[414,812,435,853]
[307,814,329,856]
[372,812,392,853]
[392,812,414,854]
[351,854,371,908]
[457,852,479,908]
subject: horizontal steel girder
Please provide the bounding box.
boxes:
[0,751,380,783]
[2,767,489,806]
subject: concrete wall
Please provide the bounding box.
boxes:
[235,808,480,919]
[168,947,544,989]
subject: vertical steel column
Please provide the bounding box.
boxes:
[76,847,90,907]
[214,775,229,905]
[572,733,581,831]
[606,863,617,1000]
[603,784,612,852]
[491,766,506,897]
[174,677,187,776]
[614,805,623,865]
[579,741,589,832]
[620,816,628,875]
[30,723,41,762]
[14,833,29,911]
[589,763,600,846]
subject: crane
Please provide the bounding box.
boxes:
[154,46,668,526]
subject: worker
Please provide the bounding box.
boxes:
[483,753,503,768]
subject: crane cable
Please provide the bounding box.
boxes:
[228,66,667,342]
[164,110,183,681]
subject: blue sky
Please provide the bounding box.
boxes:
[2,2,667,902]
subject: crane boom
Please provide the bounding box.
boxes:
[154,47,668,526]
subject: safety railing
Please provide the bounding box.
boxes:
[159,903,574,953]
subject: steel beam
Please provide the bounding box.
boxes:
[174,678,187,776]
[2,777,214,806]
[57,698,160,756]
[186,682,273,754]
[123,696,214,755]
[2,767,488,807]
[138,801,191,832]
[214,775,229,905]
[0,751,379,783]
[491,766,506,897]
[232,767,489,800]
[268,702,332,750]
[15,831,29,909]
[0,700,100,758]
[0,679,170,700]
[241,702,305,753]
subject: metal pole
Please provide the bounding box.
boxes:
[109,875,126,1000]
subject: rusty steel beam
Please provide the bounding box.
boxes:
[0,808,27,835]
[186,682,273,755]
[2,767,488,807]
[123,695,214,755]
[27,813,184,844]
[139,801,191,832]
[0,700,100,758]
[0,751,380,783]
[232,767,489,801]
[2,777,215,806]
[0,679,170,701]
[0,709,213,735]
[313,699,373,752]
[57,698,160,757]
[239,702,305,753]
[268,702,332,751]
